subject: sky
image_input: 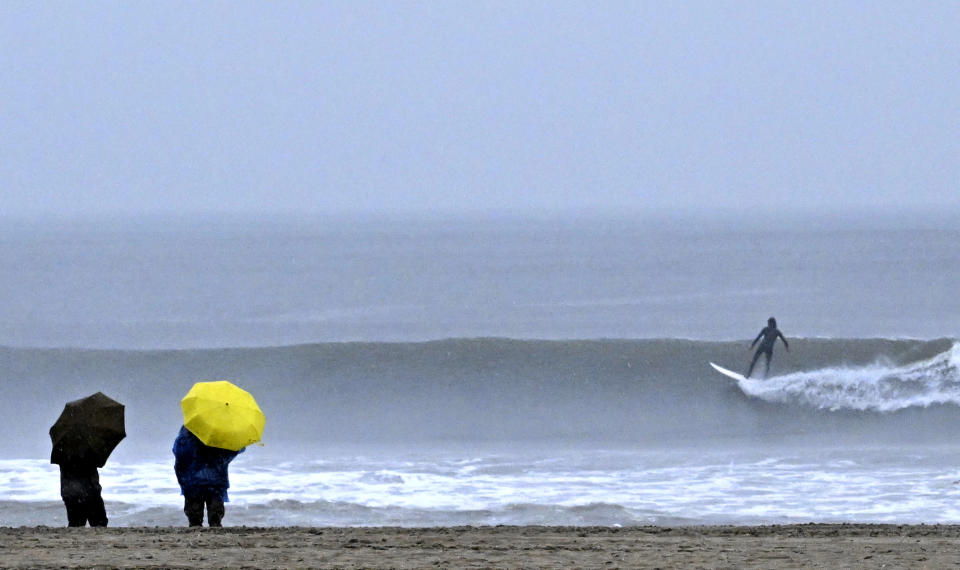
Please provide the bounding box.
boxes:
[1,1,958,220]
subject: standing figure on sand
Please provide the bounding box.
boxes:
[746,317,789,378]
[173,380,264,527]
[173,426,244,527]
[56,461,108,527]
[49,392,126,528]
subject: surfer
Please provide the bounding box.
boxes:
[746,317,789,378]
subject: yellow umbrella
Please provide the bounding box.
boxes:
[181,381,265,451]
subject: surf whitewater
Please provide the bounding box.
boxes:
[739,342,960,412]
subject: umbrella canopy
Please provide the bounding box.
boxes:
[181,381,265,451]
[50,392,126,468]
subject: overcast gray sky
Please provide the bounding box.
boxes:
[1,1,958,219]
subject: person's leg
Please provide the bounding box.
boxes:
[746,348,763,378]
[87,493,108,527]
[763,349,773,378]
[206,495,225,527]
[64,498,86,527]
[184,494,205,527]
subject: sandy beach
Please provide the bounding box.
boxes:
[1,524,958,568]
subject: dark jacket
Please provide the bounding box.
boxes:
[59,463,102,500]
[172,426,242,500]
[751,325,788,352]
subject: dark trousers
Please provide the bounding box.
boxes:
[747,346,773,378]
[63,496,108,527]
[184,493,225,527]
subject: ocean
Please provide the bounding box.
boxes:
[1,214,959,527]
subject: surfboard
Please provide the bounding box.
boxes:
[709,362,747,382]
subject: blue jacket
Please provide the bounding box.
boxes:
[172,426,243,500]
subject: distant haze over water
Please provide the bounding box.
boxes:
[0,212,956,349]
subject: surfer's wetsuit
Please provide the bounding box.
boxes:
[747,319,789,378]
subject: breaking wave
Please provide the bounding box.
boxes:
[740,343,960,412]
[2,336,959,460]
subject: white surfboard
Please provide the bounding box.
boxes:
[709,362,748,382]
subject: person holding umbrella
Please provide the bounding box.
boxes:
[50,392,126,527]
[173,380,264,527]
[173,425,243,527]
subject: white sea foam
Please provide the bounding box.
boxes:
[6,446,960,527]
[739,343,960,411]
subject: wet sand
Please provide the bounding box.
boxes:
[1,524,958,568]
